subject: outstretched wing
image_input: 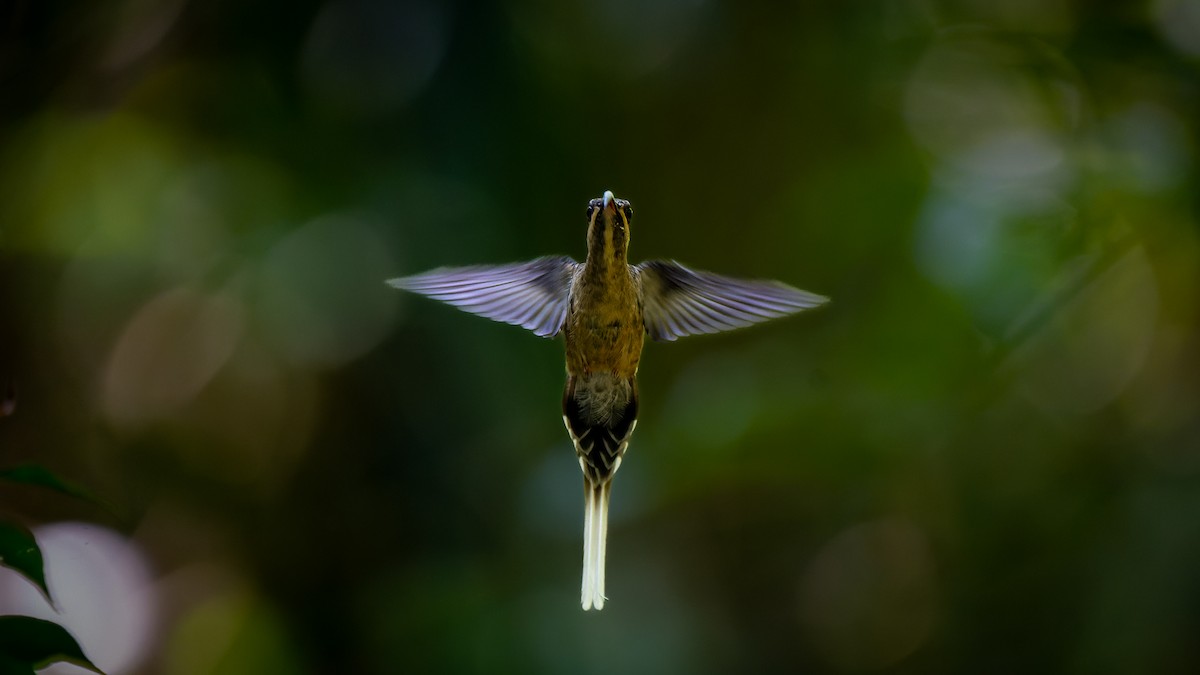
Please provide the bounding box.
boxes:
[388,255,579,337]
[635,259,828,342]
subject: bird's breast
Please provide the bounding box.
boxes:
[563,281,644,378]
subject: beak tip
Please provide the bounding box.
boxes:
[602,190,617,211]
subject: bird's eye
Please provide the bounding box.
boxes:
[586,205,596,220]
[622,204,634,221]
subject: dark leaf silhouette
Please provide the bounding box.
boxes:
[0,616,103,674]
[0,523,49,602]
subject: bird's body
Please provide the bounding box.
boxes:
[561,199,644,609]
[388,191,827,610]
[564,254,643,379]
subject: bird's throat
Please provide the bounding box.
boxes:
[585,222,628,279]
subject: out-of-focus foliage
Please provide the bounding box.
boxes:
[0,616,103,674]
[0,521,48,602]
[0,426,108,671]
[1,1,1199,673]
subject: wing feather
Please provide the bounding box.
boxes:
[635,260,828,342]
[388,256,579,337]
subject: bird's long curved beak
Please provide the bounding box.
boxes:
[601,190,617,214]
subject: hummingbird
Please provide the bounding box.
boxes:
[388,190,827,610]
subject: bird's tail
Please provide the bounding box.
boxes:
[563,374,637,611]
[581,479,612,611]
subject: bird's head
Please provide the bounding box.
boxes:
[586,190,633,262]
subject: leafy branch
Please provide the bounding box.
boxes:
[0,381,105,674]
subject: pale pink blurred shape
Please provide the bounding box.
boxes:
[800,517,938,671]
[102,287,243,427]
[0,522,157,675]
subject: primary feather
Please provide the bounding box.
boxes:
[635,260,828,342]
[388,256,579,337]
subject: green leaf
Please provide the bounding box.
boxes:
[0,465,115,517]
[0,523,49,602]
[0,465,94,501]
[0,652,36,675]
[0,616,103,674]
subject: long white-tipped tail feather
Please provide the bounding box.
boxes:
[581,481,611,610]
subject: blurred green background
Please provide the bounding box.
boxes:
[2,0,1200,673]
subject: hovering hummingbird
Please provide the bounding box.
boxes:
[388,190,827,610]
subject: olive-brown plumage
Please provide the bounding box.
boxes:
[388,190,827,610]
[561,193,642,609]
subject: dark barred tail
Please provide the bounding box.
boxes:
[562,375,639,610]
[562,379,638,485]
